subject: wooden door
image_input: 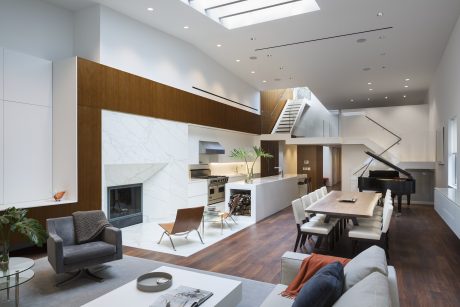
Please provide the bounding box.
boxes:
[261,141,279,177]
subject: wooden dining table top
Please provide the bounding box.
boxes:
[306,191,381,218]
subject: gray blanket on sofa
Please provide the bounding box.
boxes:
[72,210,111,244]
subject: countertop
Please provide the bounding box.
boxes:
[435,188,460,206]
[226,174,299,187]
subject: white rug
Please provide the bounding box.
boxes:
[122,215,254,257]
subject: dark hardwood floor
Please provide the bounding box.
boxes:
[14,204,460,306]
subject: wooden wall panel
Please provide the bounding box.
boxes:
[260,89,293,134]
[297,145,324,190]
[260,141,280,177]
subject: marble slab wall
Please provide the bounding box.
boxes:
[102,110,189,220]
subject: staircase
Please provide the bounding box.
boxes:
[272,99,305,134]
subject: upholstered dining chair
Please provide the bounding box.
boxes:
[158,206,205,251]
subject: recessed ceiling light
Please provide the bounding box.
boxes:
[403,95,407,98]
[262,80,267,83]
[183,25,189,29]
[235,59,240,62]
[368,98,371,101]
[289,76,294,80]
[363,67,371,71]
[404,85,409,88]
[251,71,255,74]
[377,12,384,17]
[369,88,373,91]
[250,37,256,41]
[350,99,354,102]
[147,7,154,11]
[249,56,257,60]
[385,96,388,99]
[368,82,372,85]
[357,38,367,43]
[381,66,386,69]
[279,66,284,70]
[405,78,410,81]
[274,78,281,81]
[216,44,222,47]
[267,54,272,57]
[379,35,386,40]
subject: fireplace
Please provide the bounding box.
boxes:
[107,183,143,228]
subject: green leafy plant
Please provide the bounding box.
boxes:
[230,146,273,182]
[0,207,47,269]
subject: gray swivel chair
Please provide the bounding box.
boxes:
[47,216,122,286]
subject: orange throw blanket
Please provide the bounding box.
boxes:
[281,253,351,298]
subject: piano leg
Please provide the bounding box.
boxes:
[397,195,402,213]
[407,194,411,206]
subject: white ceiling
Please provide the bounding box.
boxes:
[45,0,460,110]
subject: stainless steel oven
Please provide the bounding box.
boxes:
[190,165,228,205]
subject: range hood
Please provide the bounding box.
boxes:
[199,141,225,154]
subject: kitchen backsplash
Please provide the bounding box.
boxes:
[209,162,261,176]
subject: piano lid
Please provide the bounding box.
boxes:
[364,151,413,179]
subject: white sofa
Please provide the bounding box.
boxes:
[260,246,399,307]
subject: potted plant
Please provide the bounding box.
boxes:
[230,146,273,183]
[0,207,47,271]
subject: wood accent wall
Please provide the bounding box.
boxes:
[25,58,262,230]
[260,141,280,177]
[297,145,324,190]
[260,89,293,134]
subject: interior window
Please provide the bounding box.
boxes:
[448,117,458,189]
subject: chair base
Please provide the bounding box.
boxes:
[55,265,109,287]
[158,229,204,251]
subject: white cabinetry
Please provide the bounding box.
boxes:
[0,48,53,207]
[188,180,208,207]
[3,102,52,203]
[434,188,460,239]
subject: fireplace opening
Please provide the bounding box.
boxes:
[107,183,143,228]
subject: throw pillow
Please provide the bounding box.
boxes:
[333,272,391,307]
[282,253,350,298]
[343,245,388,291]
[292,262,345,307]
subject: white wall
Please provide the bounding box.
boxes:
[98,6,260,113]
[428,14,460,188]
[0,0,74,61]
[292,92,339,137]
[102,110,189,220]
[341,105,433,162]
[188,125,261,175]
[74,5,100,62]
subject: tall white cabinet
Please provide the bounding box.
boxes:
[0,48,53,206]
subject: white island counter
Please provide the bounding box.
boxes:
[225,174,299,222]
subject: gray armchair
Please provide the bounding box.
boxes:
[47,216,122,286]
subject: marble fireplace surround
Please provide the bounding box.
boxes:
[101,110,189,221]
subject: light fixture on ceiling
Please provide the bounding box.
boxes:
[350,99,354,102]
[385,96,388,99]
[377,12,384,17]
[381,65,386,69]
[183,25,190,29]
[250,37,256,41]
[235,59,241,62]
[216,44,222,47]
[262,80,267,83]
[405,78,410,81]
[363,67,371,71]
[368,98,371,101]
[369,88,373,91]
[289,76,294,80]
[380,52,386,56]
[249,56,257,60]
[147,7,154,11]
[403,95,407,98]
[379,35,386,39]
[184,0,321,29]
[368,82,372,85]
[267,54,272,57]
[357,38,367,43]
[274,78,281,81]
[251,71,255,74]
[279,66,284,70]
[404,85,409,88]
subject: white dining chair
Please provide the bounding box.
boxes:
[315,189,323,200]
[349,204,394,258]
[320,186,328,197]
[291,199,335,252]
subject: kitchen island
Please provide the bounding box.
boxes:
[225,174,299,222]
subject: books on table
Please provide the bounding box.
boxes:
[151,286,213,307]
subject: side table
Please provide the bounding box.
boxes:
[0,257,35,307]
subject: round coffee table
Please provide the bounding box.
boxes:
[0,257,35,307]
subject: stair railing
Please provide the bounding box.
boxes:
[353,115,402,176]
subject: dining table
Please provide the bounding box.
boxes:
[306,191,381,225]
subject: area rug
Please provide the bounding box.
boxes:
[122,215,254,257]
[0,256,274,307]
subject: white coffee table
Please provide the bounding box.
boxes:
[83,266,242,307]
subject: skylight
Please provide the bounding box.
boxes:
[182,0,320,29]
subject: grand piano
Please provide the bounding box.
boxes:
[358,151,416,213]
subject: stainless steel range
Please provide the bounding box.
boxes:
[190,166,229,205]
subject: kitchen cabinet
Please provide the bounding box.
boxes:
[188,180,208,207]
